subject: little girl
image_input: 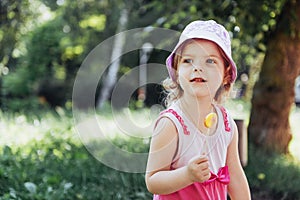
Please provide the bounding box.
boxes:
[145,20,251,199]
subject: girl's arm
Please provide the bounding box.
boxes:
[145,117,210,195]
[226,122,251,199]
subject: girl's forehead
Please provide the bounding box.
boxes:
[182,39,220,55]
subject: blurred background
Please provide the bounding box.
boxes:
[0,0,300,199]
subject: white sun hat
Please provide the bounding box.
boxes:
[166,20,237,83]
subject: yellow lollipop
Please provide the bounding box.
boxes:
[204,112,217,128]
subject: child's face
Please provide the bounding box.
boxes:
[177,39,225,100]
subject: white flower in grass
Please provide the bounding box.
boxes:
[24,182,37,194]
[64,182,73,193]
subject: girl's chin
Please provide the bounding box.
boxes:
[186,89,216,98]
[184,92,213,100]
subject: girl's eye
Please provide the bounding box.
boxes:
[183,58,193,64]
[206,58,216,64]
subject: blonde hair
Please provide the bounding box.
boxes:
[163,39,234,107]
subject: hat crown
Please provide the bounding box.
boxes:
[181,20,231,55]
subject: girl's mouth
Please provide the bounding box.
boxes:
[190,78,207,83]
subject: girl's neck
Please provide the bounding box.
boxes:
[179,95,214,116]
[179,96,212,121]
[178,95,217,135]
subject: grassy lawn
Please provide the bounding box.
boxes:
[0,101,300,199]
[0,110,152,199]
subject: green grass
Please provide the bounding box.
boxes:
[0,102,300,199]
[245,144,300,199]
[0,109,151,199]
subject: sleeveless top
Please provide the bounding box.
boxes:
[153,103,234,200]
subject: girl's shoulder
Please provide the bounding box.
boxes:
[157,105,190,136]
[153,116,177,137]
[152,108,180,146]
[215,105,236,144]
[216,105,232,133]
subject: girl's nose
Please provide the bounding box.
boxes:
[191,62,203,72]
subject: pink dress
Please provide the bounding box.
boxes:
[153,103,234,200]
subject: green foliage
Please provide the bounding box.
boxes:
[26,19,65,81]
[2,66,31,97]
[245,143,300,199]
[1,97,44,113]
[0,0,32,65]
[0,111,151,199]
[1,65,50,112]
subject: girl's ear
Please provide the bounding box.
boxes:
[175,72,179,83]
[223,80,229,86]
[223,82,231,91]
[223,65,232,85]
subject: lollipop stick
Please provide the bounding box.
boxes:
[203,112,217,155]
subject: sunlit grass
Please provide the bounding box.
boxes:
[1,100,299,160]
[0,109,79,148]
[0,109,151,199]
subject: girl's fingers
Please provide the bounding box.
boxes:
[187,154,211,182]
[189,155,208,165]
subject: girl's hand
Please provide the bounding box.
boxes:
[187,155,211,183]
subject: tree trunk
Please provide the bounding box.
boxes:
[97,8,128,109]
[248,0,300,154]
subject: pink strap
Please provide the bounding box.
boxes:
[160,109,190,135]
[219,106,231,132]
[160,106,231,135]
